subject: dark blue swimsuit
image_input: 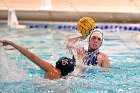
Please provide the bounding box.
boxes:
[84,51,100,66]
[72,50,100,66]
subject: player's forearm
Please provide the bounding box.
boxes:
[9,41,37,61]
[8,41,52,71]
[8,41,44,65]
[70,36,86,42]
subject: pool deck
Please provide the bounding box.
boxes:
[0,0,140,23]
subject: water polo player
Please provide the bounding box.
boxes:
[65,29,110,68]
[0,39,76,80]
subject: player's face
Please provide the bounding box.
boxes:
[89,36,102,50]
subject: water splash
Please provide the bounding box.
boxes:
[64,39,87,76]
[0,43,28,82]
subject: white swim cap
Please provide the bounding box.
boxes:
[88,29,103,41]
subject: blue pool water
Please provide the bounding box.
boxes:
[0,23,140,93]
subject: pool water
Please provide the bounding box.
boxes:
[0,24,140,93]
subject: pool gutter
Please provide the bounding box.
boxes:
[0,9,140,23]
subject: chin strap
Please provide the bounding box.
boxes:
[88,48,99,53]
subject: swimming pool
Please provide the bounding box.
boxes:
[0,23,140,93]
